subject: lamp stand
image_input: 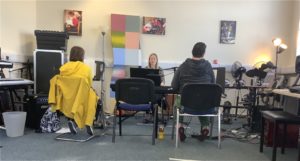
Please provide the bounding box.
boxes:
[99,31,106,128]
[274,47,279,81]
[101,31,106,63]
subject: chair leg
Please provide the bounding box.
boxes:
[161,98,165,125]
[152,104,157,145]
[210,117,214,139]
[282,123,287,154]
[298,141,300,161]
[260,116,265,152]
[272,121,278,161]
[175,108,180,148]
[171,105,176,140]
[218,108,221,149]
[118,109,122,136]
[155,104,159,138]
[112,108,117,143]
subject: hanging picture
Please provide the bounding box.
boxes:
[220,20,236,44]
[142,17,166,35]
[64,10,82,36]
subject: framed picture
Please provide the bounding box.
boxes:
[64,10,82,36]
[220,20,236,44]
[142,17,166,35]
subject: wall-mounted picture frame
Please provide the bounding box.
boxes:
[64,10,82,36]
[220,20,236,44]
[142,17,166,35]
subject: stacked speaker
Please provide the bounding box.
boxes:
[24,30,69,129]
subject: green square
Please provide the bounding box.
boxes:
[111,32,125,48]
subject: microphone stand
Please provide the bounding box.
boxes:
[161,66,178,125]
[162,66,178,71]
[96,31,107,129]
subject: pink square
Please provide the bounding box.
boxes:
[125,32,140,49]
[111,14,126,32]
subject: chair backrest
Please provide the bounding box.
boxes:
[181,83,222,113]
[115,78,155,105]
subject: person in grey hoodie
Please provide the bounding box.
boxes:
[171,42,215,142]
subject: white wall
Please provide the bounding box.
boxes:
[1,0,36,59]
[0,1,2,48]
[0,0,297,67]
[280,0,300,73]
[1,0,299,113]
[34,0,297,67]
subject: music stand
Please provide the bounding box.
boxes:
[130,68,161,86]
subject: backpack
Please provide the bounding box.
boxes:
[40,107,60,133]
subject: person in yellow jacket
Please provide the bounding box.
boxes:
[48,46,99,135]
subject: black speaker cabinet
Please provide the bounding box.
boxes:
[34,49,65,95]
[296,55,300,74]
[213,67,226,93]
[23,95,48,129]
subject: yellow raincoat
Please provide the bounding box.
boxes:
[48,61,99,128]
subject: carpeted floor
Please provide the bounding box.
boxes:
[0,115,298,161]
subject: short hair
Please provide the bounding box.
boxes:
[70,46,84,62]
[192,42,206,58]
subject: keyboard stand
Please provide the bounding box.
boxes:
[0,79,33,111]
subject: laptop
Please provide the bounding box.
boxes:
[130,67,161,86]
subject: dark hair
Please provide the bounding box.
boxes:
[192,42,206,58]
[70,46,84,62]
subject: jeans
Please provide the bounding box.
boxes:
[173,95,210,127]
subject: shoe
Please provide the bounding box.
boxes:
[178,127,186,142]
[198,129,209,141]
[191,134,201,139]
[68,120,77,134]
[86,125,94,136]
[143,118,153,124]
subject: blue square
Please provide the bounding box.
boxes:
[113,48,125,65]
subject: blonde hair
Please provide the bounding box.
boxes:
[148,53,159,69]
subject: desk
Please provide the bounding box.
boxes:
[272,89,300,161]
[273,89,300,99]
[273,89,300,115]
[0,79,34,111]
[110,84,175,94]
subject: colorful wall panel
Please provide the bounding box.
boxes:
[111,14,141,66]
[110,14,141,97]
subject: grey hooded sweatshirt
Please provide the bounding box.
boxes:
[171,58,215,93]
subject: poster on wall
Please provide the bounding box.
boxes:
[220,20,236,44]
[64,10,82,36]
[142,17,166,35]
[110,13,141,97]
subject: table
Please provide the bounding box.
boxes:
[273,89,300,98]
[272,88,300,161]
[0,79,34,111]
[273,89,300,115]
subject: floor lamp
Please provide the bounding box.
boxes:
[95,31,107,128]
[101,31,106,63]
[272,38,288,81]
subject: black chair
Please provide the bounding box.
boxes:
[112,78,158,145]
[172,83,222,148]
[260,110,300,161]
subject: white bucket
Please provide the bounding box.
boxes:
[3,112,27,137]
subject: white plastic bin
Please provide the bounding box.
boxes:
[3,112,27,137]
